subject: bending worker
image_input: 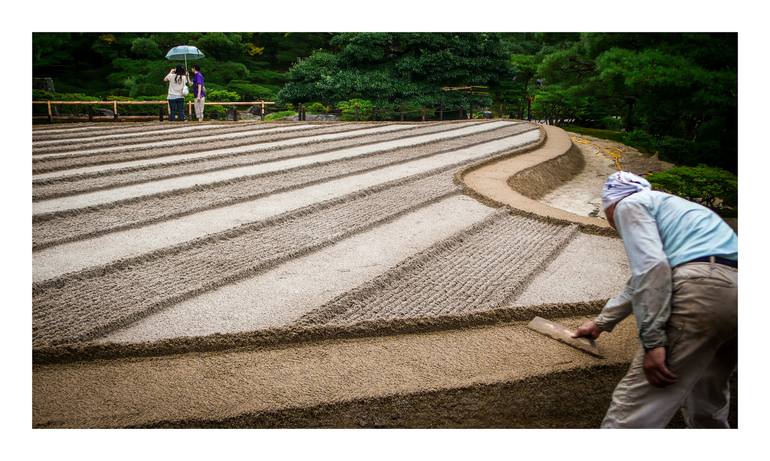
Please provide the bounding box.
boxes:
[574,171,738,428]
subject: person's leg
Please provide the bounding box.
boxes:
[173,99,182,121]
[167,100,176,121]
[195,97,205,121]
[179,98,186,121]
[602,262,737,428]
[681,336,737,428]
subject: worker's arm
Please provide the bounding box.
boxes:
[595,279,634,332]
[613,198,673,350]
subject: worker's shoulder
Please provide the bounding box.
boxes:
[617,190,660,209]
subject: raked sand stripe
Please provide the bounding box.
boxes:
[33,123,155,135]
[33,173,459,346]
[32,129,540,282]
[33,123,332,155]
[32,123,199,142]
[33,124,319,159]
[33,121,515,214]
[33,123,421,179]
[99,195,495,344]
[32,123,379,174]
[32,122,473,200]
[32,125,532,248]
[33,124,225,146]
[300,212,578,326]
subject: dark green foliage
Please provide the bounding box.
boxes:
[226,80,276,101]
[278,33,513,111]
[647,166,737,213]
[33,32,330,102]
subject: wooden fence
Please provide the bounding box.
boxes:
[32,100,276,123]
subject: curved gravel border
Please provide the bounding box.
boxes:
[458,125,614,235]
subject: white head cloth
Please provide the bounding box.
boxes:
[601,171,651,210]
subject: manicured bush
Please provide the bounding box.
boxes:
[647,165,737,213]
[264,110,297,121]
[205,89,240,102]
[304,101,329,113]
[336,99,374,120]
[225,80,276,101]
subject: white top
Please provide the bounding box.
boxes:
[164,72,188,99]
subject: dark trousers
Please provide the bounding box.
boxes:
[168,98,185,121]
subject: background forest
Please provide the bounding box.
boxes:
[33,32,737,174]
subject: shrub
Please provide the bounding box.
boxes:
[336,98,374,120]
[205,89,240,102]
[647,165,737,213]
[264,110,297,121]
[225,80,276,101]
[305,101,329,113]
[205,105,227,120]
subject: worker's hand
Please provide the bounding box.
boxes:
[643,347,678,388]
[572,320,602,340]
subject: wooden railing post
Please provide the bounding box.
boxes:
[421,108,426,122]
[159,107,164,121]
[46,101,53,124]
[113,101,118,120]
[260,100,265,121]
[439,105,444,121]
[88,106,94,122]
[189,101,193,119]
[354,104,360,121]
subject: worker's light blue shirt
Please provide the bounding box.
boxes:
[595,190,737,349]
[616,190,737,271]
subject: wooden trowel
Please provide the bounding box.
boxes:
[527,316,605,358]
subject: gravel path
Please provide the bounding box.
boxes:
[98,195,495,345]
[32,123,414,175]
[300,211,577,325]
[33,122,523,213]
[32,122,472,200]
[33,173,468,346]
[32,127,540,252]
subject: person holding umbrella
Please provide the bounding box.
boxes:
[163,64,188,121]
[164,45,206,121]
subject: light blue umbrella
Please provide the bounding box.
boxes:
[165,45,205,71]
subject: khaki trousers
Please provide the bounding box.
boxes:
[602,261,738,428]
[194,97,205,121]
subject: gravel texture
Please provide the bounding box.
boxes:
[300,210,577,325]
[32,124,260,149]
[33,316,641,428]
[33,124,318,157]
[98,195,494,344]
[32,126,539,252]
[32,123,384,173]
[33,122,524,212]
[511,232,629,306]
[32,122,466,199]
[33,173,465,347]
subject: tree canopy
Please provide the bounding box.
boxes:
[33,32,737,171]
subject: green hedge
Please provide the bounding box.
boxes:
[647,165,737,214]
